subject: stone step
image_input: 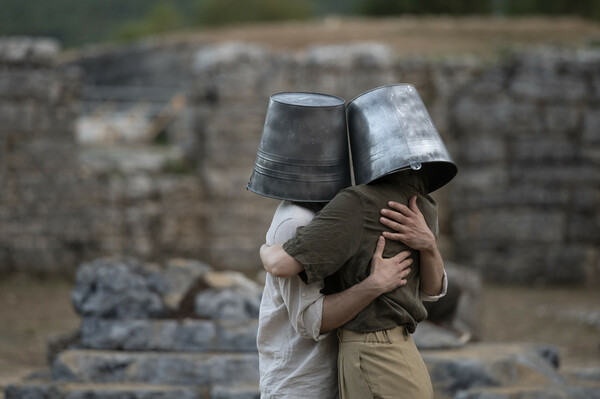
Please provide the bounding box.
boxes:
[5,380,260,399]
[5,380,200,399]
[210,384,260,399]
[422,344,564,398]
[79,318,258,352]
[454,383,600,399]
[52,350,259,387]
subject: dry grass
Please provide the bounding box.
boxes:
[0,274,79,386]
[482,284,600,368]
[63,16,600,61]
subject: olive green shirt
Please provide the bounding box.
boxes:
[282,173,438,333]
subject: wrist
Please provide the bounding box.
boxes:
[361,275,386,296]
[420,238,437,253]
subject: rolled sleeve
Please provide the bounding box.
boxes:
[278,276,329,341]
[420,270,448,302]
[299,295,330,341]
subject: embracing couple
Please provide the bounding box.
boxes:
[247,85,457,399]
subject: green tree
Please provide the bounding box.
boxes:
[195,0,313,26]
[114,2,186,42]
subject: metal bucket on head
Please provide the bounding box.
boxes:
[247,92,351,202]
[347,84,457,193]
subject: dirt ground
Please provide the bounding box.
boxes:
[0,273,598,389]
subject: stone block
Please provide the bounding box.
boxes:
[510,165,600,184]
[543,104,582,135]
[147,258,212,313]
[509,52,589,102]
[51,350,259,386]
[71,257,169,319]
[452,95,543,137]
[453,209,565,243]
[459,137,506,163]
[210,385,260,399]
[79,318,258,352]
[583,107,600,144]
[413,321,466,350]
[71,257,222,319]
[454,385,578,399]
[510,138,578,164]
[0,37,59,66]
[195,271,262,320]
[449,183,571,211]
[423,344,564,399]
[568,213,600,243]
[0,69,61,102]
[544,246,591,285]
[5,381,202,399]
[456,244,590,285]
[447,262,483,341]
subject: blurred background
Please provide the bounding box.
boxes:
[0,0,599,397]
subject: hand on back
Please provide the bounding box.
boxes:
[379,196,436,252]
[367,236,412,294]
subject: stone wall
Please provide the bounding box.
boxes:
[2,37,598,284]
[0,38,206,274]
[190,43,599,284]
[447,50,600,284]
[190,42,470,270]
[0,38,84,272]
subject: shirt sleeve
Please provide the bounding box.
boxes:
[277,275,330,341]
[272,214,330,340]
[420,269,448,302]
[283,190,365,285]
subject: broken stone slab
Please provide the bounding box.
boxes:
[5,381,201,399]
[454,384,600,399]
[79,318,258,352]
[51,350,259,387]
[561,366,600,384]
[71,257,212,319]
[148,258,212,314]
[413,321,467,350]
[0,37,60,66]
[423,344,565,399]
[194,271,262,320]
[71,257,169,319]
[210,384,260,399]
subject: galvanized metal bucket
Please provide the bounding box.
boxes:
[347,84,457,192]
[247,92,351,201]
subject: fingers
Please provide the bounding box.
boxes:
[390,250,411,262]
[380,209,409,226]
[408,196,422,215]
[379,216,405,233]
[373,235,386,258]
[381,231,405,242]
[387,200,415,216]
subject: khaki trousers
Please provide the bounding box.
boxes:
[337,326,433,399]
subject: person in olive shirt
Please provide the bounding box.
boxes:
[260,84,457,399]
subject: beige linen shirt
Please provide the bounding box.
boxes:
[257,201,338,399]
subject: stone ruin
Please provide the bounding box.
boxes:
[4,258,599,398]
[1,34,599,399]
[1,37,598,285]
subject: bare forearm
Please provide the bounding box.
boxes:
[260,244,304,277]
[320,278,381,334]
[419,242,445,296]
